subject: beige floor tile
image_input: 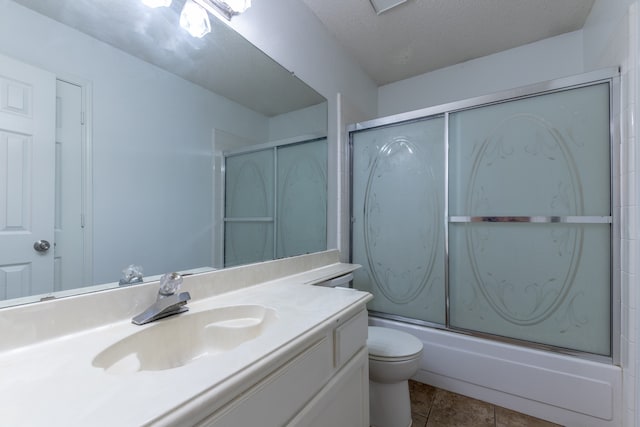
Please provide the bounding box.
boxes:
[411,413,428,427]
[425,389,495,427]
[408,382,564,427]
[495,406,563,427]
[409,380,438,417]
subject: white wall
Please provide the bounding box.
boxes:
[0,0,270,284]
[268,102,328,142]
[583,0,636,69]
[378,30,585,117]
[583,1,640,426]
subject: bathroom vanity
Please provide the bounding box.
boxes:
[0,251,371,426]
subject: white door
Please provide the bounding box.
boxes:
[0,53,56,299]
[54,80,84,292]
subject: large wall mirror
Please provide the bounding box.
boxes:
[0,0,328,307]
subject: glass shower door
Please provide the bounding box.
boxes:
[350,75,614,357]
[224,138,328,267]
[276,139,327,259]
[351,117,446,324]
[448,83,612,355]
[224,149,275,267]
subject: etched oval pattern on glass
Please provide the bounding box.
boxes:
[363,137,440,304]
[278,144,327,258]
[465,113,584,325]
[227,159,270,217]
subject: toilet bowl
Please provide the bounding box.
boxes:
[368,326,423,427]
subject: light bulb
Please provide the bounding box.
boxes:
[141,0,172,8]
[224,0,251,13]
[180,0,211,38]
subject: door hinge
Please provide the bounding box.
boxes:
[81,214,85,228]
[81,111,85,125]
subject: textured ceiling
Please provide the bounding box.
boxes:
[302,0,596,85]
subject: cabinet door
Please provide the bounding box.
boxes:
[288,348,369,427]
[197,336,333,427]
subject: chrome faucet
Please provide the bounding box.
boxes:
[131,272,191,325]
[119,264,144,286]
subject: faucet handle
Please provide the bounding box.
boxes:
[119,264,144,286]
[158,272,183,298]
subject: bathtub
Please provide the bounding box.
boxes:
[369,316,622,427]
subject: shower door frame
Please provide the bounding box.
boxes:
[348,68,621,364]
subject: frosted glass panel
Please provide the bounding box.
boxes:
[224,139,328,267]
[449,83,610,217]
[224,222,274,267]
[352,117,445,324]
[350,78,612,356]
[448,83,611,355]
[224,149,274,267]
[449,223,610,355]
[277,139,327,259]
[224,149,274,218]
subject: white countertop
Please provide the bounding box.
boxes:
[0,267,370,426]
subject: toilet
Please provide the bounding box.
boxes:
[367,326,424,427]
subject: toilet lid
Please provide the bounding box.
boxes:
[367,327,423,361]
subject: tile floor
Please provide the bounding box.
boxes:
[409,381,563,427]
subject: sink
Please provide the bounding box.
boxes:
[93,304,277,374]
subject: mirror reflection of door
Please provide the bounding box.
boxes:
[0,53,86,300]
[0,53,55,298]
[54,79,86,293]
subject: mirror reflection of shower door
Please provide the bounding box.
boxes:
[448,83,611,355]
[276,139,327,259]
[351,117,446,324]
[224,149,275,268]
[223,138,328,268]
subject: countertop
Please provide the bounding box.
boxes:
[0,265,371,426]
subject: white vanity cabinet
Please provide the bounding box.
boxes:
[195,306,369,427]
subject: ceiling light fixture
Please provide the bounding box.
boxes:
[369,0,407,15]
[141,0,172,8]
[196,0,251,21]
[180,0,211,38]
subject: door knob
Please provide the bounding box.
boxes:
[33,240,51,252]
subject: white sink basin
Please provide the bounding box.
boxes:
[93,305,277,374]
